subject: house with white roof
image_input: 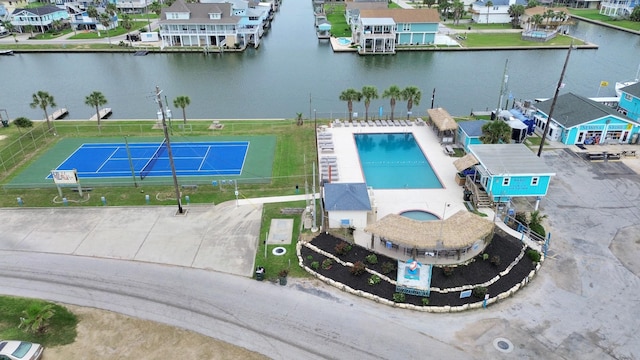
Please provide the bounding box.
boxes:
[617,82,640,124]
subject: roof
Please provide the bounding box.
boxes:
[364,211,494,250]
[346,2,388,11]
[621,82,640,97]
[474,0,527,6]
[454,153,479,172]
[359,9,440,23]
[161,0,240,24]
[458,120,488,137]
[361,17,395,25]
[427,108,458,131]
[535,92,636,128]
[468,144,555,175]
[12,5,65,16]
[324,183,372,211]
[524,6,570,16]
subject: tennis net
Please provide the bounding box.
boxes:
[140,139,167,180]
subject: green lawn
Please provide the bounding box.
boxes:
[325,4,351,38]
[569,9,640,31]
[68,21,149,40]
[460,33,583,47]
[0,296,77,347]
[447,22,517,30]
[31,28,74,40]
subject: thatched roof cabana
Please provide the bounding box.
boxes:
[427,108,458,132]
[364,211,494,250]
[454,153,479,172]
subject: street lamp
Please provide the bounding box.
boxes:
[439,203,450,242]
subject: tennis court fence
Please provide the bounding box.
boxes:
[0,124,57,178]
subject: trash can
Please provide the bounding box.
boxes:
[463,189,472,201]
[1,119,8,127]
[255,266,265,281]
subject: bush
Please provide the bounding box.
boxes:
[421,298,430,306]
[278,269,289,277]
[334,242,352,256]
[490,255,501,266]
[515,211,528,225]
[443,266,454,276]
[381,261,395,274]
[306,255,314,261]
[368,274,381,285]
[321,258,333,270]
[393,292,406,303]
[365,254,378,265]
[481,253,489,261]
[530,223,546,237]
[527,249,541,263]
[311,261,320,270]
[472,286,487,299]
[350,261,366,276]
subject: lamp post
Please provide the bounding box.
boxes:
[155,85,183,214]
[439,203,450,242]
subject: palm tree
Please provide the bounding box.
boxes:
[85,91,108,127]
[452,0,466,25]
[439,0,452,17]
[531,14,544,30]
[480,120,511,144]
[361,86,378,121]
[173,95,191,124]
[402,86,421,120]
[382,85,402,121]
[339,88,362,122]
[121,13,133,45]
[149,1,162,16]
[30,91,56,130]
[485,0,493,24]
[99,13,112,45]
[87,6,99,28]
[508,4,525,29]
[528,210,547,237]
[423,0,436,8]
[19,303,55,334]
[543,9,555,27]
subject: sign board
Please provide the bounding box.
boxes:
[51,169,78,184]
[460,290,472,299]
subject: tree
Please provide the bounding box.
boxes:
[382,85,402,121]
[51,19,63,33]
[423,0,436,8]
[19,303,55,334]
[2,20,15,34]
[543,9,556,26]
[361,86,378,121]
[85,91,108,127]
[121,13,133,45]
[149,1,162,16]
[99,13,112,45]
[173,95,191,124]
[508,4,525,28]
[24,24,34,38]
[402,86,421,120]
[87,6,99,25]
[530,14,544,30]
[485,0,493,24]
[13,117,33,134]
[526,0,539,8]
[480,120,511,144]
[631,6,640,22]
[528,210,547,237]
[339,88,362,122]
[438,0,452,17]
[452,0,466,25]
[30,91,56,130]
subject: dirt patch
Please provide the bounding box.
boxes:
[0,135,7,141]
[45,305,268,360]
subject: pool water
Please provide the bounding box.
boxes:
[354,133,442,189]
[338,37,351,45]
[400,210,439,221]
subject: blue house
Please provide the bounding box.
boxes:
[533,92,640,145]
[10,6,70,33]
[464,144,555,208]
[457,120,488,152]
[323,183,371,229]
[618,82,640,124]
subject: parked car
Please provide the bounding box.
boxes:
[0,341,43,360]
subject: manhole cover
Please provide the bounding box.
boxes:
[272,247,287,256]
[493,338,513,353]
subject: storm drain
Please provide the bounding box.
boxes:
[272,247,287,256]
[493,338,514,353]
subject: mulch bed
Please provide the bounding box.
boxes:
[300,230,538,308]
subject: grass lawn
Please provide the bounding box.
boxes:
[68,21,149,40]
[31,28,74,40]
[460,33,583,47]
[325,4,351,38]
[0,296,77,347]
[447,22,517,30]
[569,9,640,31]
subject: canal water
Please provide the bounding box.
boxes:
[1,0,638,121]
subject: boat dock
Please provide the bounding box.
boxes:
[90,108,112,121]
[48,108,68,121]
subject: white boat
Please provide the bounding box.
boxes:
[615,64,640,97]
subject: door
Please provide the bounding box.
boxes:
[577,131,586,144]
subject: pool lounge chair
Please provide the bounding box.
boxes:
[393,120,401,126]
[375,120,382,126]
[380,120,389,126]
[399,119,407,126]
[368,120,375,127]
[360,121,367,127]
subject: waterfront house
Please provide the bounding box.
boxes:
[599,0,639,17]
[323,183,372,230]
[345,1,387,29]
[354,9,440,55]
[470,0,527,24]
[115,0,153,14]
[457,120,488,152]
[534,92,640,145]
[617,82,640,123]
[65,4,118,31]
[10,6,70,33]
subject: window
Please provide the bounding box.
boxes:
[625,94,632,101]
[402,23,410,31]
[502,177,510,186]
[531,177,539,186]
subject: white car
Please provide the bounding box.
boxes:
[0,341,43,360]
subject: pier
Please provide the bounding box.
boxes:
[48,108,68,121]
[90,108,112,121]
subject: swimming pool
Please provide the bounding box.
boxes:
[400,210,439,221]
[354,133,443,189]
[337,37,352,46]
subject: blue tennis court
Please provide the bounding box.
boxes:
[46,141,250,179]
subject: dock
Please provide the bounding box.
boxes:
[47,108,68,121]
[90,108,112,121]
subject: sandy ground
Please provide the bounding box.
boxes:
[45,305,269,360]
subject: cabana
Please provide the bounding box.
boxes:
[363,210,494,263]
[427,108,458,144]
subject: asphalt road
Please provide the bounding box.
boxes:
[1,148,640,359]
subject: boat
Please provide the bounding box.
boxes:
[615,64,640,97]
[0,50,14,56]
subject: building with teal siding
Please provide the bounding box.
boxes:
[457,120,488,152]
[617,82,640,124]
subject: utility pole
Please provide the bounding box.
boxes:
[497,58,509,112]
[156,85,184,214]
[430,88,435,109]
[538,44,573,157]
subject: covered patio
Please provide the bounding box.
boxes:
[427,107,458,144]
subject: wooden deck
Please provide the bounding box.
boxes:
[47,108,68,121]
[90,108,112,121]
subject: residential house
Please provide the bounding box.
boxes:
[115,0,153,14]
[345,1,387,30]
[457,120,488,152]
[534,92,640,145]
[203,0,272,40]
[355,9,440,55]
[10,6,69,33]
[323,183,372,230]
[617,82,640,124]
[599,0,639,16]
[470,0,527,24]
[65,3,118,31]
[520,6,570,37]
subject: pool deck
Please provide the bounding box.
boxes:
[318,119,469,253]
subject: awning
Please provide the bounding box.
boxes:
[427,108,458,131]
[454,153,479,172]
[318,23,331,31]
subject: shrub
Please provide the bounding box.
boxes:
[443,266,454,276]
[490,255,501,266]
[421,298,430,306]
[472,286,488,299]
[381,261,395,274]
[481,253,489,261]
[307,255,314,261]
[393,292,406,303]
[515,211,528,225]
[311,261,320,270]
[365,254,378,265]
[321,258,333,270]
[530,223,546,237]
[350,261,366,276]
[368,274,381,285]
[527,249,541,263]
[335,242,352,256]
[278,269,289,277]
